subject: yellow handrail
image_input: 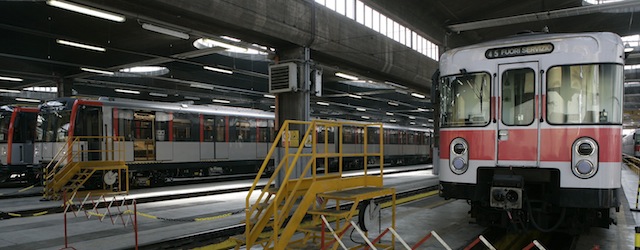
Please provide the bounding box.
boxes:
[243,119,385,248]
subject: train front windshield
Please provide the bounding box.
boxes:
[546,64,623,124]
[37,109,72,142]
[440,72,491,127]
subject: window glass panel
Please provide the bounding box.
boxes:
[203,115,215,142]
[546,64,623,124]
[355,0,364,24]
[0,111,11,142]
[117,109,134,141]
[502,68,535,126]
[336,0,345,15]
[216,117,225,142]
[364,5,372,28]
[154,112,169,141]
[326,0,336,10]
[440,72,491,127]
[345,0,354,19]
[372,9,380,32]
[173,113,197,141]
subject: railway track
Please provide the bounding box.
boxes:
[0,166,430,219]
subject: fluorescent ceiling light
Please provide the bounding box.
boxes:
[16,98,40,103]
[356,107,366,112]
[417,108,428,112]
[388,101,399,106]
[24,86,57,92]
[203,66,233,74]
[428,118,434,122]
[270,105,276,109]
[0,76,23,82]
[115,89,140,94]
[409,116,416,119]
[180,104,188,108]
[213,99,231,104]
[80,67,113,75]
[386,112,394,116]
[190,83,214,90]
[361,116,370,119]
[57,39,106,52]
[411,92,426,99]
[410,122,416,125]
[149,92,168,97]
[385,81,408,89]
[263,94,276,98]
[141,23,189,39]
[316,101,330,106]
[422,123,428,127]
[184,96,200,100]
[390,119,397,123]
[119,66,169,76]
[335,72,358,81]
[194,38,246,51]
[0,89,21,93]
[46,0,125,22]
[348,94,362,99]
[221,36,241,42]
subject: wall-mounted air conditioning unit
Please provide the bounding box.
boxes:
[269,62,298,93]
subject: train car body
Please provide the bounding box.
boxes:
[35,97,431,186]
[437,32,624,232]
[0,106,39,182]
[622,129,640,157]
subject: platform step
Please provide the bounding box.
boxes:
[307,208,351,218]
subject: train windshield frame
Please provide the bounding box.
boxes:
[439,72,491,127]
[546,63,623,125]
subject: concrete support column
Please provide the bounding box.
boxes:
[56,78,73,97]
[275,47,312,185]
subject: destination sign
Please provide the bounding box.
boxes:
[485,43,554,59]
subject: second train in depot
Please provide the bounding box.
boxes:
[0,97,432,185]
[437,32,624,232]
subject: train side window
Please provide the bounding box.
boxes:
[257,119,270,142]
[155,112,170,141]
[173,113,197,141]
[216,117,225,142]
[367,127,380,144]
[546,64,623,125]
[203,115,215,142]
[230,117,254,142]
[116,109,134,141]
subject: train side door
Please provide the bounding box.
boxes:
[133,111,155,161]
[497,62,540,166]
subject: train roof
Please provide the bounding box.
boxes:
[439,32,624,76]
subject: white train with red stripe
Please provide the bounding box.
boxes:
[0,106,39,182]
[34,97,431,186]
[437,32,624,232]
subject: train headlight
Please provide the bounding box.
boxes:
[577,142,594,156]
[449,138,469,174]
[572,138,598,179]
[453,143,466,155]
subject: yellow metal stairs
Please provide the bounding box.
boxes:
[43,136,129,200]
[233,120,396,249]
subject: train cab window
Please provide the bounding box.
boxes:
[74,105,103,137]
[39,109,71,142]
[14,112,37,143]
[440,72,491,127]
[502,68,535,126]
[173,113,197,141]
[546,64,623,124]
